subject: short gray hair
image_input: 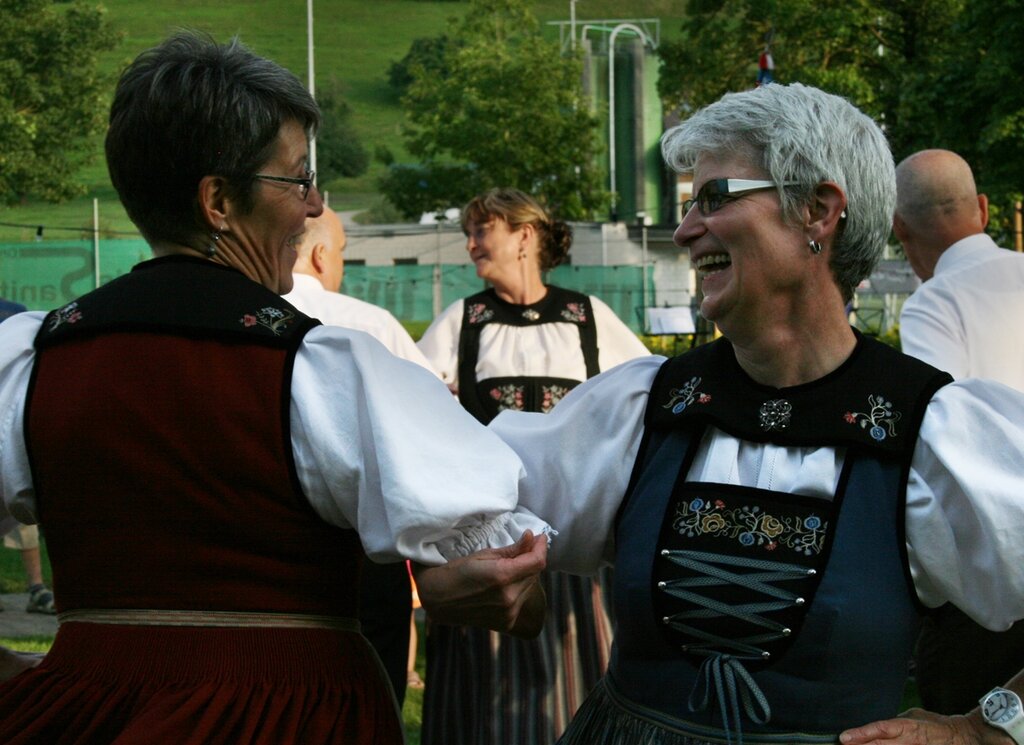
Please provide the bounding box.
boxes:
[106,31,320,248]
[661,83,894,302]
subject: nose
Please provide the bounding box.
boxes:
[306,183,324,218]
[672,202,704,248]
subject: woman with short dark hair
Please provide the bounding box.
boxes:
[0,32,548,744]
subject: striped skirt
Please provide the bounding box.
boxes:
[421,567,614,745]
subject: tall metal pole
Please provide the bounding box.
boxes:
[607,24,646,223]
[307,0,317,174]
[93,198,101,288]
[570,1,577,52]
[433,222,443,317]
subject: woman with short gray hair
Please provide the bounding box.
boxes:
[490,83,1024,744]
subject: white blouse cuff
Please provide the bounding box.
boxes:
[431,508,554,562]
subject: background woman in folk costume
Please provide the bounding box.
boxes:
[418,187,649,745]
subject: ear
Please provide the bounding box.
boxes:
[892,213,909,245]
[805,181,846,246]
[197,175,231,231]
[310,242,327,277]
[517,222,537,249]
[977,193,990,230]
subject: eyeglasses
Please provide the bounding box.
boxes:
[253,170,316,201]
[683,179,797,216]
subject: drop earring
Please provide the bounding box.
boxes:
[207,231,221,257]
[808,239,822,255]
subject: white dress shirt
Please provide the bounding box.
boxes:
[900,233,1024,388]
[283,273,439,377]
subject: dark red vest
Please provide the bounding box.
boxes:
[26,256,363,616]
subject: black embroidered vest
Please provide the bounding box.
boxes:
[457,286,599,424]
[608,332,953,739]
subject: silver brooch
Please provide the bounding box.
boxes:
[521,309,540,321]
[759,399,792,431]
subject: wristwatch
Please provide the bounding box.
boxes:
[980,687,1024,745]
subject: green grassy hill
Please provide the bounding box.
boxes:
[0,0,685,241]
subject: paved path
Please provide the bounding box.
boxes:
[0,593,57,638]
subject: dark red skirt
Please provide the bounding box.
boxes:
[0,622,404,744]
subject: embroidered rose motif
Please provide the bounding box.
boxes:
[845,394,902,441]
[48,302,83,331]
[701,513,727,532]
[491,384,525,412]
[759,514,785,538]
[541,384,571,414]
[672,498,828,555]
[560,302,587,323]
[467,303,493,325]
[240,306,295,336]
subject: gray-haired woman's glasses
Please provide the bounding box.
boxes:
[684,179,797,216]
[253,170,316,201]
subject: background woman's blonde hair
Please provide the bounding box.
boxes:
[461,187,572,271]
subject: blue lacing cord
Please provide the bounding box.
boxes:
[659,548,814,745]
[688,654,771,745]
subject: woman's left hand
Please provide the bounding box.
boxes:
[840,708,995,745]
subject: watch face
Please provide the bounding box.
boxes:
[984,690,1021,725]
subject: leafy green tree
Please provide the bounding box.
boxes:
[386,35,459,98]
[658,0,960,152]
[936,0,1024,241]
[0,0,120,205]
[315,81,370,182]
[658,0,1024,241]
[379,0,605,220]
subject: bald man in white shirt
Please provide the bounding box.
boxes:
[894,149,1024,715]
[284,208,438,373]
[895,149,1024,388]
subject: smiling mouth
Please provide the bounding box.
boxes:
[694,253,732,274]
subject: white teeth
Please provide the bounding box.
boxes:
[695,253,731,271]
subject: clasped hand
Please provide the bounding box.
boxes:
[413,530,548,639]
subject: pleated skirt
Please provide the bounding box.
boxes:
[0,621,404,745]
[421,568,614,745]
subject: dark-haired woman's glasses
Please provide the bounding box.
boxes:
[683,179,796,216]
[253,170,316,201]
